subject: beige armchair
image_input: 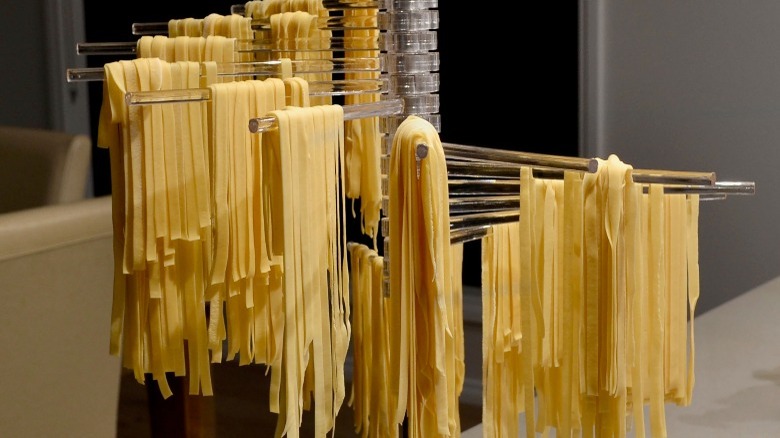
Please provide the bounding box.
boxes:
[0,196,121,437]
[0,125,92,214]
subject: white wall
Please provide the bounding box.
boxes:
[581,1,780,313]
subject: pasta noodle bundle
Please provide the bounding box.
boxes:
[348,243,396,438]
[481,156,700,438]
[344,6,382,246]
[100,58,222,396]
[99,57,353,438]
[262,103,350,438]
[386,115,464,437]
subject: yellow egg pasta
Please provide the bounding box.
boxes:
[480,155,701,437]
[387,115,462,437]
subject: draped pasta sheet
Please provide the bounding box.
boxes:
[481,155,700,438]
[99,58,220,397]
[245,0,328,18]
[263,104,350,438]
[167,0,381,244]
[247,0,383,245]
[243,0,332,101]
[348,243,396,438]
[348,241,465,438]
[481,221,524,438]
[136,35,240,65]
[167,11,255,50]
[387,115,464,437]
[343,7,382,247]
[99,57,352,437]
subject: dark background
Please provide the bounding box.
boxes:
[83,1,579,287]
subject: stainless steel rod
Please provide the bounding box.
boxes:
[632,168,716,186]
[450,226,491,245]
[443,156,716,186]
[249,99,403,133]
[445,179,754,198]
[441,142,598,173]
[657,181,755,195]
[450,211,519,231]
[68,57,382,83]
[449,196,519,214]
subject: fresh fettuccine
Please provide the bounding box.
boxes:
[481,155,701,437]
[387,115,463,437]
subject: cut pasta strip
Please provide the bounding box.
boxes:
[344,6,382,247]
[387,115,462,437]
[482,222,526,438]
[264,103,347,437]
[685,195,700,405]
[479,154,701,438]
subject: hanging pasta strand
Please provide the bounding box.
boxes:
[136,35,238,65]
[685,194,700,406]
[348,243,398,437]
[369,252,396,437]
[100,58,216,396]
[100,49,355,414]
[451,242,466,402]
[344,6,382,247]
[263,103,348,438]
[479,154,702,437]
[646,183,667,438]
[625,167,646,438]
[561,170,584,436]
[387,115,462,437]
[263,9,333,105]
[482,222,524,438]
[665,193,688,406]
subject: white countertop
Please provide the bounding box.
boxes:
[463,275,780,437]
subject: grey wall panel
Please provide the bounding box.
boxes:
[0,1,90,136]
[0,2,50,129]
[582,1,780,313]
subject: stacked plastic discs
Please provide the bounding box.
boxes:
[379,0,440,135]
[377,0,439,292]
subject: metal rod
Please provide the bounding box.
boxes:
[125,78,388,106]
[445,192,733,242]
[382,173,748,227]
[441,142,599,173]
[132,15,384,36]
[396,184,750,238]
[700,194,728,201]
[447,190,735,217]
[382,225,490,279]
[249,98,403,133]
[445,179,754,199]
[233,0,439,14]
[446,160,566,180]
[444,155,716,186]
[450,226,490,245]
[76,41,137,55]
[76,38,380,57]
[126,88,212,105]
[448,179,520,196]
[67,57,382,83]
[449,196,518,214]
[632,168,716,186]
[644,181,755,196]
[450,211,519,231]
[387,191,732,249]
[67,68,107,82]
[446,160,528,179]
